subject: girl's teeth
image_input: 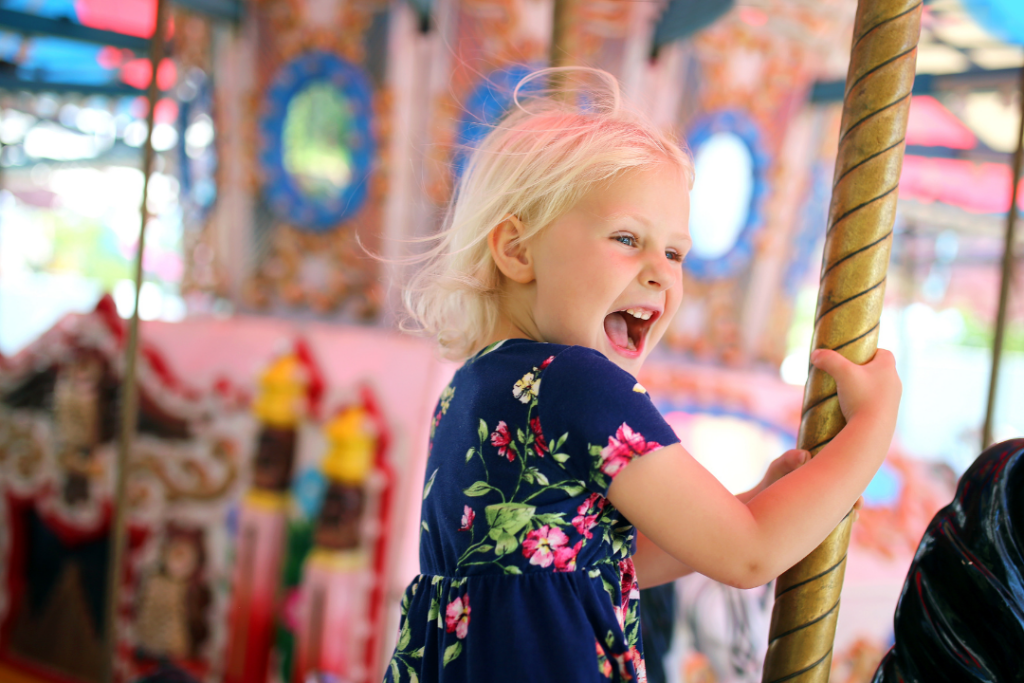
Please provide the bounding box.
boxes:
[624,308,652,320]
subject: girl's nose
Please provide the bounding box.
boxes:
[640,252,677,291]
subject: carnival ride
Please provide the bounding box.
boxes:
[0,0,1021,682]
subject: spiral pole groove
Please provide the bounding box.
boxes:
[760,2,921,682]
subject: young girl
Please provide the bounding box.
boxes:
[385,68,901,683]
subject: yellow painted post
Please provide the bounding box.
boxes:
[761,1,922,681]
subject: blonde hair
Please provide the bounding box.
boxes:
[402,67,694,360]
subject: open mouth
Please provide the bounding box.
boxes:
[603,307,660,357]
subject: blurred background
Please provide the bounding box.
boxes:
[0,0,1019,682]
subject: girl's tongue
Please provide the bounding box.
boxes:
[603,312,636,351]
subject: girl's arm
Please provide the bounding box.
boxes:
[632,449,811,588]
[610,349,900,590]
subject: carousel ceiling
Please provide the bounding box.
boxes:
[0,0,240,96]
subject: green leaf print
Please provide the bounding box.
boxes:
[553,432,569,452]
[478,419,489,442]
[490,529,518,556]
[443,641,463,667]
[428,597,439,622]
[528,467,549,486]
[423,468,438,499]
[410,647,424,659]
[533,512,566,526]
[421,521,430,534]
[397,623,412,650]
[390,659,400,681]
[503,565,523,575]
[463,481,498,497]
[466,447,475,463]
[552,452,570,464]
[561,481,587,496]
[407,664,420,683]
[485,503,535,535]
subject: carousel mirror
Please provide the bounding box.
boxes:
[282,81,354,202]
[683,111,768,279]
[259,51,375,232]
[689,131,754,261]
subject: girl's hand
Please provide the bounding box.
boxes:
[811,348,902,423]
[760,449,810,491]
[738,449,809,502]
[742,449,864,516]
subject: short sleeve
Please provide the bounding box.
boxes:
[537,346,680,496]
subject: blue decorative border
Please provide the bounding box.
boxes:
[258,51,376,232]
[452,64,544,180]
[683,110,770,280]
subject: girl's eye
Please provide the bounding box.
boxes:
[667,250,686,264]
[615,234,637,247]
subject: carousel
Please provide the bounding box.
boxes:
[0,0,1021,682]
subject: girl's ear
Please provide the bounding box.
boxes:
[489,215,535,284]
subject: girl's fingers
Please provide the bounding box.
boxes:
[810,348,854,381]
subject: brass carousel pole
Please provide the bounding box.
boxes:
[761,2,921,681]
[981,63,1024,450]
[102,0,170,680]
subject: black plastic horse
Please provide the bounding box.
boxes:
[874,438,1024,682]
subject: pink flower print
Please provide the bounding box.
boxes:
[522,525,569,568]
[490,421,514,461]
[572,493,606,539]
[619,557,639,612]
[599,423,662,478]
[611,648,637,682]
[445,594,471,639]
[529,417,547,456]
[596,641,612,679]
[459,505,475,531]
[631,648,647,683]
[539,355,555,370]
[554,540,582,572]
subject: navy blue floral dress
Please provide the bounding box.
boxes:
[384,339,680,683]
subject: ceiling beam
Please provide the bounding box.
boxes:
[0,9,149,52]
[810,66,1022,102]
